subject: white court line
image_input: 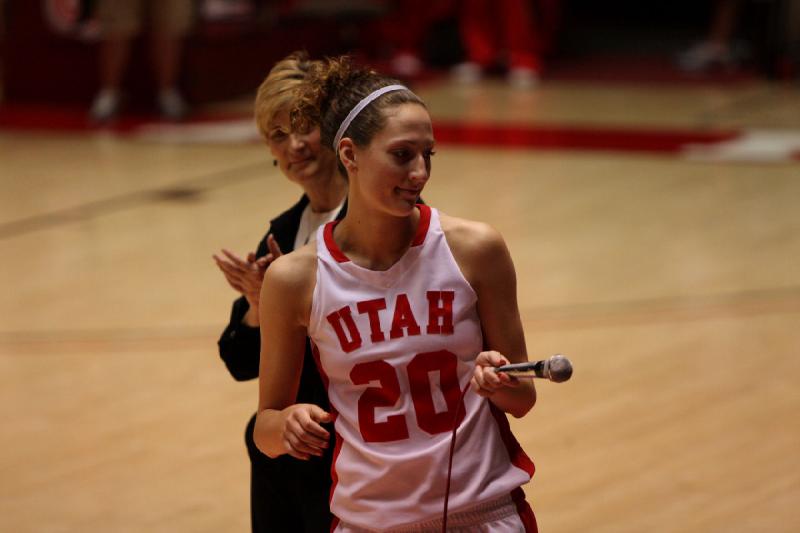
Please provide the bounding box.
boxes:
[682,129,800,163]
[133,118,800,164]
[134,119,261,144]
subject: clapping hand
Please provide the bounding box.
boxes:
[213,235,283,312]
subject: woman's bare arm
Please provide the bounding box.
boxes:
[443,215,537,418]
[253,247,331,459]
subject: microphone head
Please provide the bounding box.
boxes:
[547,355,573,383]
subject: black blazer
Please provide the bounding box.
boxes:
[218,196,347,532]
[218,194,347,406]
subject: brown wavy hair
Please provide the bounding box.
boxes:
[254,51,319,141]
[291,56,425,172]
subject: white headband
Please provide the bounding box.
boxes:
[332,84,408,150]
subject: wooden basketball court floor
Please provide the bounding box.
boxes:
[1,77,799,532]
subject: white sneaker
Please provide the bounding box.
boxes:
[507,67,540,89]
[451,62,482,84]
[390,52,423,78]
[678,42,734,72]
[158,89,188,120]
[89,89,121,122]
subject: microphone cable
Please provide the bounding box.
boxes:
[441,376,474,532]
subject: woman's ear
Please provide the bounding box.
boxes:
[338,139,357,174]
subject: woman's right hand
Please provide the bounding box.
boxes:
[279,404,332,460]
[213,235,284,314]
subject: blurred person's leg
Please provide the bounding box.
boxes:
[387,0,457,77]
[90,0,144,121]
[708,0,741,47]
[535,0,563,56]
[776,0,800,77]
[453,0,496,83]
[501,0,541,87]
[149,0,192,119]
[386,0,429,77]
[789,0,800,65]
[679,0,743,72]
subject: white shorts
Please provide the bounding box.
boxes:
[334,494,529,533]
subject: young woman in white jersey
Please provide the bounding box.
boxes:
[254,57,539,532]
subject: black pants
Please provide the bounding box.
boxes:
[245,414,334,533]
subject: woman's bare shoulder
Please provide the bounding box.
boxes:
[439,213,506,259]
[263,242,318,293]
[439,212,513,290]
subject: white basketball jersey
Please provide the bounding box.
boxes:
[309,205,534,531]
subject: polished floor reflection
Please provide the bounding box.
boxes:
[1,77,799,532]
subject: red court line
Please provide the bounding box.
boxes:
[0,104,741,154]
[433,122,740,153]
[0,104,244,133]
[0,104,137,132]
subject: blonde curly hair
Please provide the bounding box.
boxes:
[291,55,425,172]
[254,51,319,141]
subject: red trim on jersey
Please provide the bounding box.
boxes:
[411,203,431,246]
[323,204,431,263]
[489,403,536,477]
[311,341,343,516]
[328,430,344,530]
[511,487,538,532]
[323,221,350,263]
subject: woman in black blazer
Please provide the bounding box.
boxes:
[214,51,347,533]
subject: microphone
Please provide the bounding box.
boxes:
[494,355,573,383]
